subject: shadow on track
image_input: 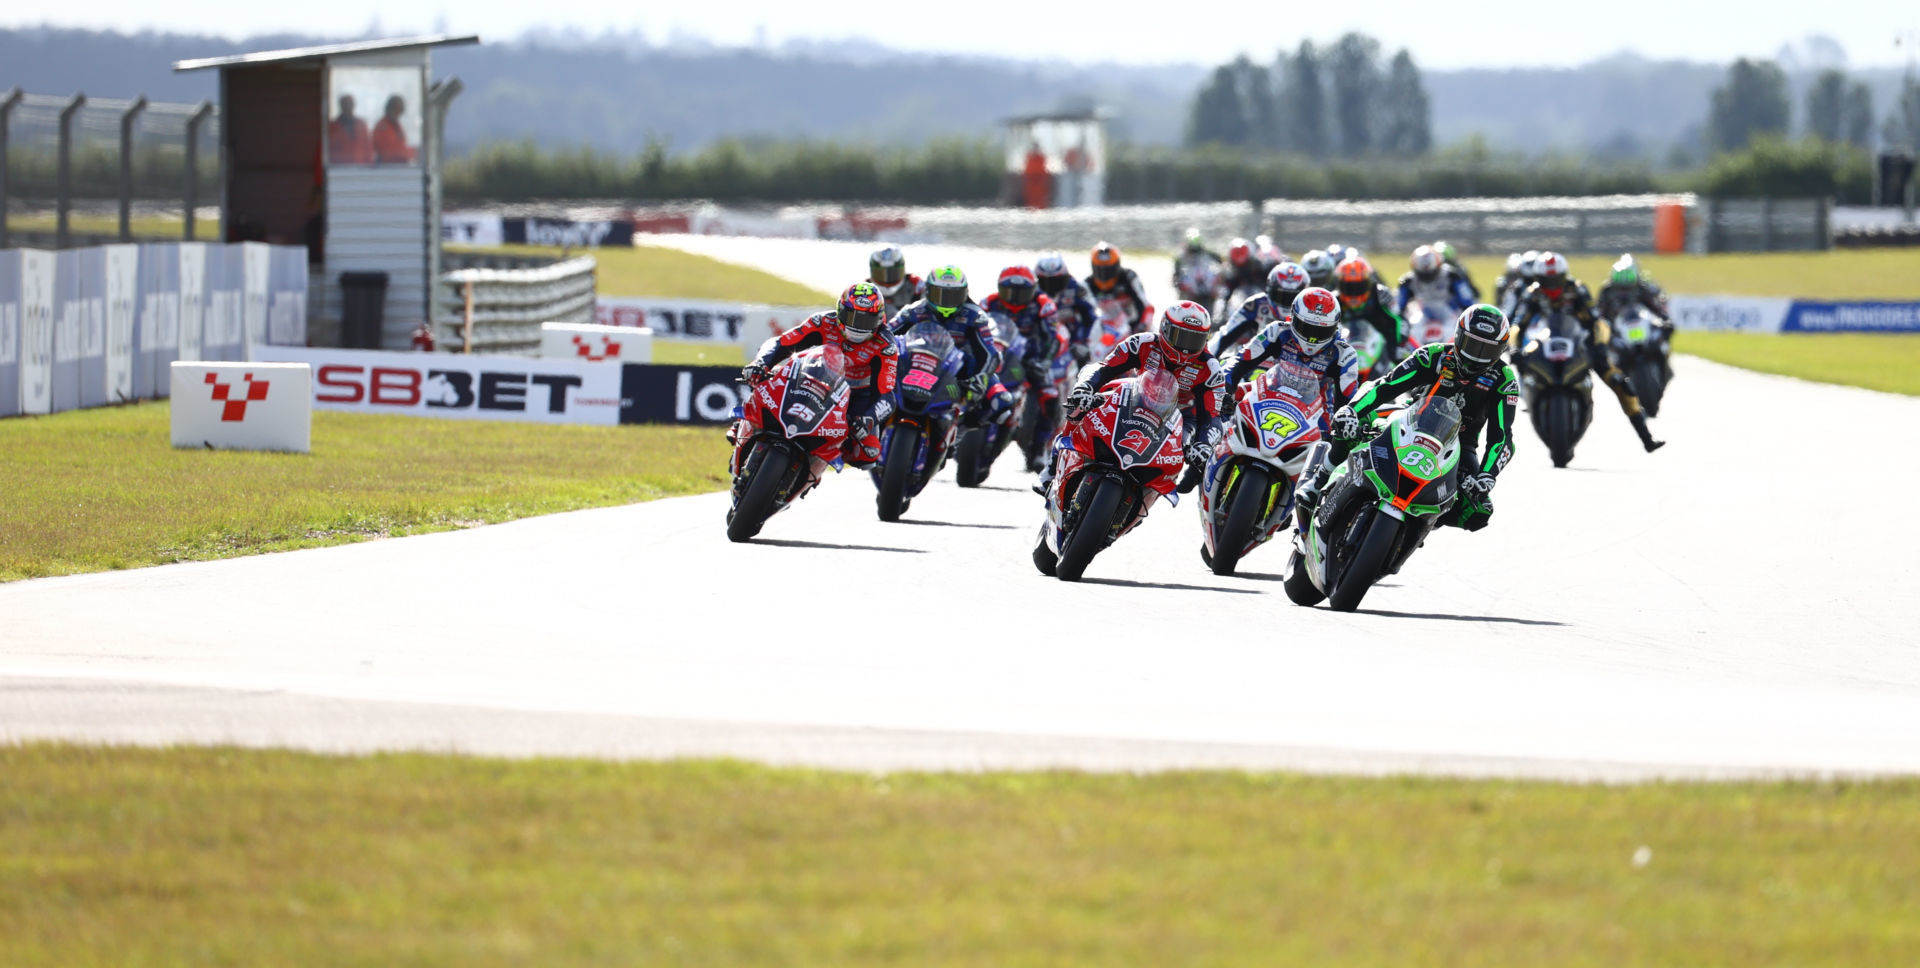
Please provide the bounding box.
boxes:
[895,519,1020,530]
[1081,577,1262,595]
[753,539,928,554]
[971,484,1032,493]
[1360,608,1566,627]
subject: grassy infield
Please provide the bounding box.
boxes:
[3,243,1918,964]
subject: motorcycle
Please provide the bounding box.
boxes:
[872,320,967,521]
[1405,300,1457,348]
[1517,310,1593,468]
[955,313,1029,487]
[1032,368,1187,582]
[1198,374,1327,575]
[1175,260,1224,318]
[1610,305,1670,418]
[725,345,852,542]
[1090,295,1135,356]
[1284,395,1465,612]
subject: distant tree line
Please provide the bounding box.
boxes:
[1185,34,1431,158]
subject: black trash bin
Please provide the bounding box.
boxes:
[339,271,389,349]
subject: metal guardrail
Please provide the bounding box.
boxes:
[436,256,596,355]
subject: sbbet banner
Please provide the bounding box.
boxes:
[597,298,811,346]
[250,347,624,426]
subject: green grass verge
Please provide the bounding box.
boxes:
[0,402,730,582]
[653,338,747,366]
[1457,248,1920,301]
[5,212,191,240]
[452,242,833,304]
[1676,332,1920,396]
[1,745,1915,966]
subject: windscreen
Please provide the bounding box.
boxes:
[1406,395,1462,446]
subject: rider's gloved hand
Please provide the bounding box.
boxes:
[1461,472,1496,496]
[968,371,992,398]
[1185,440,1213,466]
[1330,406,1361,440]
[741,363,768,384]
[1064,384,1099,417]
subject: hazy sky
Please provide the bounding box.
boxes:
[8,0,1919,70]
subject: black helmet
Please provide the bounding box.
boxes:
[1452,304,1511,375]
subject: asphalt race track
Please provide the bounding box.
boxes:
[4,340,1919,778]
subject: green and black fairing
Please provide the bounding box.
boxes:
[1343,343,1518,480]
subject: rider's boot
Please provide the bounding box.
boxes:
[1631,412,1665,453]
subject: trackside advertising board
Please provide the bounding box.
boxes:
[1668,296,1920,333]
[250,347,624,426]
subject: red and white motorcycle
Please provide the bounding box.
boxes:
[725,345,851,542]
[1196,372,1328,575]
[1032,369,1187,582]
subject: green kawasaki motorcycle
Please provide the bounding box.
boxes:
[1284,395,1464,612]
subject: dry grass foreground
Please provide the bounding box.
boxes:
[0,402,730,582]
[0,745,1915,966]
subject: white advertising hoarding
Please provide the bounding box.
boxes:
[251,346,624,426]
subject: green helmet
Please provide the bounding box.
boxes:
[1434,240,1459,264]
[1610,254,1640,287]
[926,265,969,318]
[1183,228,1205,253]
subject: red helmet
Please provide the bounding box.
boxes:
[996,265,1037,308]
[1090,242,1122,289]
[1227,238,1252,268]
[838,282,886,343]
[1289,287,1340,355]
[1336,257,1374,309]
[1157,300,1211,357]
[1536,252,1570,299]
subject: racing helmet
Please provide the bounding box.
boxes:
[1035,252,1072,297]
[1411,245,1443,280]
[1535,252,1571,300]
[1325,243,1349,267]
[1610,253,1640,288]
[869,246,907,295]
[1300,249,1336,288]
[926,265,969,317]
[1227,238,1253,268]
[1505,252,1524,274]
[1335,257,1375,310]
[997,265,1038,309]
[1452,304,1511,375]
[1266,261,1311,312]
[1435,240,1459,264]
[1157,300,1211,358]
[1090,242,1123,289]
[1519,249,1542,280]
[1289,287,1341,356]
[837,282,886,344]
[1182,228,1206,254]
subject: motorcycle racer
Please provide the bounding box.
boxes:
[1335,256,1411,368]
[1039,300,1228,496]
[1208,261,1311,361]
[1225,287,1359,420]
[1397,244,1478,325]
[868,245,925,319]
[1035,251,1099,361]
[744,282,899,466]
[981,265,1068,399]
[1303,304,1521,532]
[888,265,1003,408]
[1433,240,1481,300]
[1595,254,1675,343]
[1086,242,1156,335]
[1220,237,1267,304]
[1300,248,1338,289]
[1509,252,1666,453]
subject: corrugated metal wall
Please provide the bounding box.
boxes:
[324,165,426,348]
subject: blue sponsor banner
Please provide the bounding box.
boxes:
[1780,301,1920,333]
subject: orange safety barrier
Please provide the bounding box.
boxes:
[1653,201,1687,253]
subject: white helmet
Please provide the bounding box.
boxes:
[1411,245,1442,279]
[1300,249,1336,287]
[1034,251,1071,297]
[1519,249,1542,280]
[869,246,907,296]
[1289,287,1341,356]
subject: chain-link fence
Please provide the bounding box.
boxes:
[2,89,221,246]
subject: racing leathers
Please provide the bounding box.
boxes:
[1442,253,1482,301]
[1040,274,1100,362]
[1208,292,1287,361]
[1220,259,1267,308]
[1396,266,1478,327]
[1322,344,1520,531]
[1511,280,1665,451]
[1085,266,1156,337]
[747,310,900,465]
[1341,283,1411,374]
[980,292,1068,400]
[1172,250,1226,307]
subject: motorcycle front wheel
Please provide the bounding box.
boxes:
[1329,511,1398,613]
[1209,463,1271,576]
[954,426,987,488]
[726,444,792,543]
[1056,476,1125,582]
[877,424,920,522]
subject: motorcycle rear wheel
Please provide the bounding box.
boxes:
[1633,358,1665,418]
[1056,477,1124,582]
[1210,463,1270,576]
[1329,511,1397,613]
[726,445,791,543]
[1546,393,1576,469]
[877,425,920,522]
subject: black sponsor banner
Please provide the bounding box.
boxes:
[501,217,636,248]
[620,364,743,425]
